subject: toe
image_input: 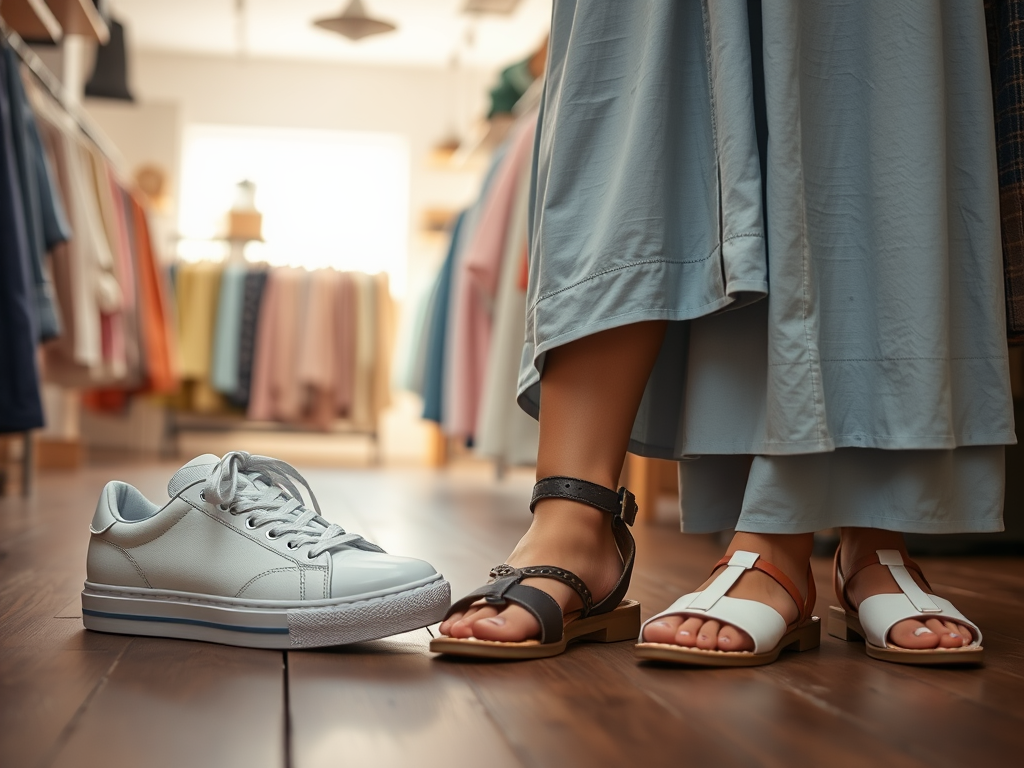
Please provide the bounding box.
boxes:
[888,619,941,649]
[928,618,964,649]
[449,606,498,638]
[956,622,974,646]
[676,617,704,647]
[439,611,465,636]
[696,620,721,650]
[470,604,541,642]
[716,623,754,653]
[642,616,683,644]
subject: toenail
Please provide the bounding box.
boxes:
[678,631,690,636]
[483,616,506,626]
[913,627,934,636]
[652,621,670,628]
[949,633,960,638]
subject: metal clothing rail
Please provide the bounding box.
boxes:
[0,18,126,171]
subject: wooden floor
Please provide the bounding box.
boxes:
[3,459,1024,768]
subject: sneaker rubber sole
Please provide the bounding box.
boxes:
[81,575,451,649]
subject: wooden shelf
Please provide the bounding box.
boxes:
[1,0,63,42]
[44,0,107,43]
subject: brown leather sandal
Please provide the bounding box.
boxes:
[635,551,820,667]
[429,476,641,660]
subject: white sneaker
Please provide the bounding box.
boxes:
[82,452,451,648]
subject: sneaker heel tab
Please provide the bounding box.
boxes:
[90,482,122,534]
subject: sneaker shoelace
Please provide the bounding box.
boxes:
[202,451,383,557]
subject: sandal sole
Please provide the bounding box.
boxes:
[634,617,821,667]
[429,600,641,660]
[827,605,984,665]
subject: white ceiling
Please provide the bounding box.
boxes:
[110,0,552,68]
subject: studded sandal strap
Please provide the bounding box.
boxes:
[441,566,569,643]
[498,564,595,615]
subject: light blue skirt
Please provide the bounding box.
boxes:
[517,0,1016,533]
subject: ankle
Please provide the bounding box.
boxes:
[839,528,906,571]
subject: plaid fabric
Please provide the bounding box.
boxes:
[986,0,1024,344]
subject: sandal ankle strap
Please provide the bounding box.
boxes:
[530,476,638,525]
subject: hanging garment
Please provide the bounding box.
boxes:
[247,268,280,421]
[174,261,224,413]
[210,263,247,397]
[421,212,464,422]
[520,0,1015,459]
[3,44,63,341]
[32,88,121,382]
[985,0,1024,343]
[349,271,376,429]
[129,194,177,394]
[447,112,539,439]
[441,147,508,434]
[0,45,44,432]
[248,268,306,422]
[475,148,540,466]
[371,272,393,423]
[228,267,267,409]
[297,268,340,430]
[333,270,357,418]
[81,142,126,381]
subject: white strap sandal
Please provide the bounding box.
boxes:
[635,550,820,667]
[829,548,983,665]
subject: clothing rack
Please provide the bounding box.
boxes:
[0,20,125,170]
[1,19,124,495]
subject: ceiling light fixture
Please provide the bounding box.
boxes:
[313,0,397,42]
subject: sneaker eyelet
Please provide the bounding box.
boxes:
[199,491,207,501]
[266,530,279,540]
[286,541,298,550]
[217,504,230,513]
[306,551,317,560]
[244,517,256,529]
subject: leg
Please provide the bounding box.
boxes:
[839,528,973,649]
[440,320,667,641]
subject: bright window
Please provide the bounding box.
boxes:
[177,124,410,292]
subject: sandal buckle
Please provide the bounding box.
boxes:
[618,487,638,526]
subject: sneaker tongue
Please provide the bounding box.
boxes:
[167,454,221,498]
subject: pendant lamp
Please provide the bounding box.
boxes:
[313,0,397,41]
[84,18,134,101]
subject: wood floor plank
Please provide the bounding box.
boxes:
[47,639,286,768]
[0,642,128,768]
[287,630,523,768]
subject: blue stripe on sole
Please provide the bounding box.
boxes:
[83,608,290,635]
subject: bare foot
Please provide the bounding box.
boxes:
[839,528,973,649]
[642,532,813,652]
[438,499,624,642]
